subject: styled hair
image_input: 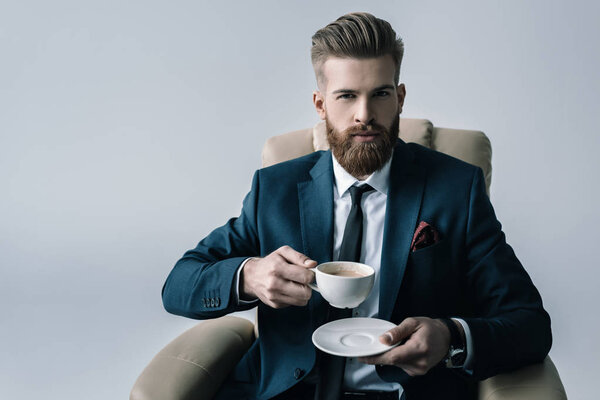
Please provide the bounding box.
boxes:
[311,12,404,87]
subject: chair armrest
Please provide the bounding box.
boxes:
[478,356,567,400]
[130,316,255,400]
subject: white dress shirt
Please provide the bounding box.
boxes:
[331,153,403,394]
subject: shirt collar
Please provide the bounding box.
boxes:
[331,152,392,198]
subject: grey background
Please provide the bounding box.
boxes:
[1,0,598,398]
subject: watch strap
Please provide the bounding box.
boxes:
[439,318,462,348]
[439,318,467,368]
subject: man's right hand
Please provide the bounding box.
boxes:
[240,245,317,309]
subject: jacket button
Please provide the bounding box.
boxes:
[210,298,215,307]
[294,368,304,380]
[215,298,221,307]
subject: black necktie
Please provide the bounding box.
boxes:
[339,184,375,263]
[315,184,374,400]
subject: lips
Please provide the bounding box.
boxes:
[351,131,381,142]
[350,129,381,135]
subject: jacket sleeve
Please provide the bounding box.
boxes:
[461,167,552,380]
[161,171,261,319]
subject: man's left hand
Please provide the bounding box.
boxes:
[358,317,450,376]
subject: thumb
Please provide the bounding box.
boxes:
[379,318,419,345]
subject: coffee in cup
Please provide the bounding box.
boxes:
[309,261,375,309]
[327,270,367,278]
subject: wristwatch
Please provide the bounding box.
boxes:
[439,318,467,368]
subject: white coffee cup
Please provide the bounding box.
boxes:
[308,261,375,309]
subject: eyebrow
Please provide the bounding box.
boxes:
[331,85,396,95]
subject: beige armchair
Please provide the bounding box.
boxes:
[131,119,567,400]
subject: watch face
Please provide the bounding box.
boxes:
[447,347,466,368]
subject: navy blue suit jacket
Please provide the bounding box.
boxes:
[162,140,551,400]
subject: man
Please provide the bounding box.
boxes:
[162,12,551,400]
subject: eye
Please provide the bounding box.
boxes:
[337,93,356,100]
[375,91,390,97]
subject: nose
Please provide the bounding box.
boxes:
[354,98,375,126]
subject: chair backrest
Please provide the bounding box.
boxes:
[262,118,492,195]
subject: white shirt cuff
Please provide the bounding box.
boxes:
[235,257,259,305]
[452,318,474,373]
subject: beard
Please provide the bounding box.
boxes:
[326,115,399,178]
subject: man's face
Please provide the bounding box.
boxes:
[313,55,406,178]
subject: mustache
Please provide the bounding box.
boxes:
[344,123,388,136]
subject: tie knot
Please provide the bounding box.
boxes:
[347,184,374,205]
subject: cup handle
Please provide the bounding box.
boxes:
[308,268,319,292]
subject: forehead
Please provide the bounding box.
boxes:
[321,55,396,93]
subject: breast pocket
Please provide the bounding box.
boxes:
[411,235,450,258]
[408,238,453,290]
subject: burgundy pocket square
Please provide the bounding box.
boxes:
[410,221,440,252]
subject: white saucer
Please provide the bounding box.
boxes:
[312,318,399,357]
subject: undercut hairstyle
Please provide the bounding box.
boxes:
[311,12,404,88]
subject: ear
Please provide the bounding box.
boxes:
[396,84,406,114]
[313,90,327,120]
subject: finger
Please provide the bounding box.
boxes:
[358,353,386,365]
[259,264,312,305]
[359,349,401,366]
[278,290,311,307]
[265,290,310,308]
[281,280,312,302]
[267,253,314,286]
[359,341,420,366]
[379,318,420,345]
[277,263,315,286]
[356,353,421,377]
[276,245,317,268]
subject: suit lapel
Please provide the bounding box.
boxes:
[298,151,334,327]
[297,151,334,264]
[379,141,426,321]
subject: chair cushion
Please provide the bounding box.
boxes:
[478,357,567,400]
[262,127,314,168]
[432,126,492,194]
[130,316,254,400]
